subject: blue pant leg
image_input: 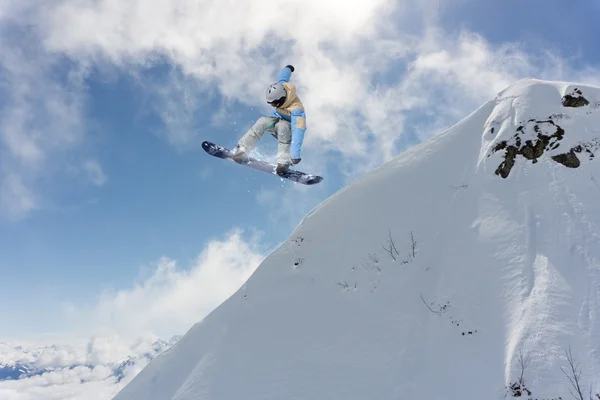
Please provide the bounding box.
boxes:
[291,129,305,159]
[290,112,306,160]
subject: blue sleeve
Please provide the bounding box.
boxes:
[277,66,293,83]
[290,109,306,159]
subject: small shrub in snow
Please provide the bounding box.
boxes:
[381,229,418,263]
[561,346,585,400]
[408,231,417,260]
[368,253,379,264]
[336,281,356,291]
[508,351,532,399]
[382,229,400,261]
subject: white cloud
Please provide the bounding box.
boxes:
[0,229,263,399]
[0,173,37,220]
[1,332,158,370]
[62,229,265,339]
[0,331,168,400]
[82,160,108,187]
[134,68,216,149]
[0,21,88,219]
[0,368,124,400]
[2,0,600,212]
[22,0,600,172]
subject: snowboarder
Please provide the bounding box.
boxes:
[232,65,306,175]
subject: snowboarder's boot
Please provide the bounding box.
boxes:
[276,162,290,175]
[291,158,301,165]
[232,146,248,164]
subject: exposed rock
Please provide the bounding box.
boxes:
[552,140,599,168]
[492,119,565,178]
[552,151,580,168]
[562,88,590,108]
[494,144,518,179]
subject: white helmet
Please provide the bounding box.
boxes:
[266,82,287,107]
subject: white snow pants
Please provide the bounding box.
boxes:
[236,116,292,164]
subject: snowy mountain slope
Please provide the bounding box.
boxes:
[114,78,600,400]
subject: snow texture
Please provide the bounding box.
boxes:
[113,78,600,400]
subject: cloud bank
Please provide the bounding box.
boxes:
[62,229,265,339]
[0,332,169,400]
[0,367,123,400]
[0,229,264,399]
[2,0,599,217]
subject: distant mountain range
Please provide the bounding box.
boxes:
[0,335,181,382]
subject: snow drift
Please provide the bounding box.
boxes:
[113,78,600,400]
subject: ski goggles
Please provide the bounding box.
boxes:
[267,97,286,108]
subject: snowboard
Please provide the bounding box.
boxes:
[202,141,323,185]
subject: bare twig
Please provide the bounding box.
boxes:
[382,229,400,261]
[336,281,349,289]
[507,350,532,398]
[409,231,417,259]
[420,295,435,313]
[368,253,379,264]
[420,295,448,316]
[561,346,585,400]
[588,384,598,400]
[361,262,380,272]
[518,350,531,384]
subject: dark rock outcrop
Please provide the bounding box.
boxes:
[489,116,598,178]
[561,88,590,108]
[492,119,564,178]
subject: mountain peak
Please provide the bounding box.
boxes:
[481,78,599,178]
[114,79,600,400]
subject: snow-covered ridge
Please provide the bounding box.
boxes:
[482,81,600,178]
[114,78,600,400]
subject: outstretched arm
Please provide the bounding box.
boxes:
[277,65,295,83]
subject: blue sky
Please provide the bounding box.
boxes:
[1,0,600,342]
